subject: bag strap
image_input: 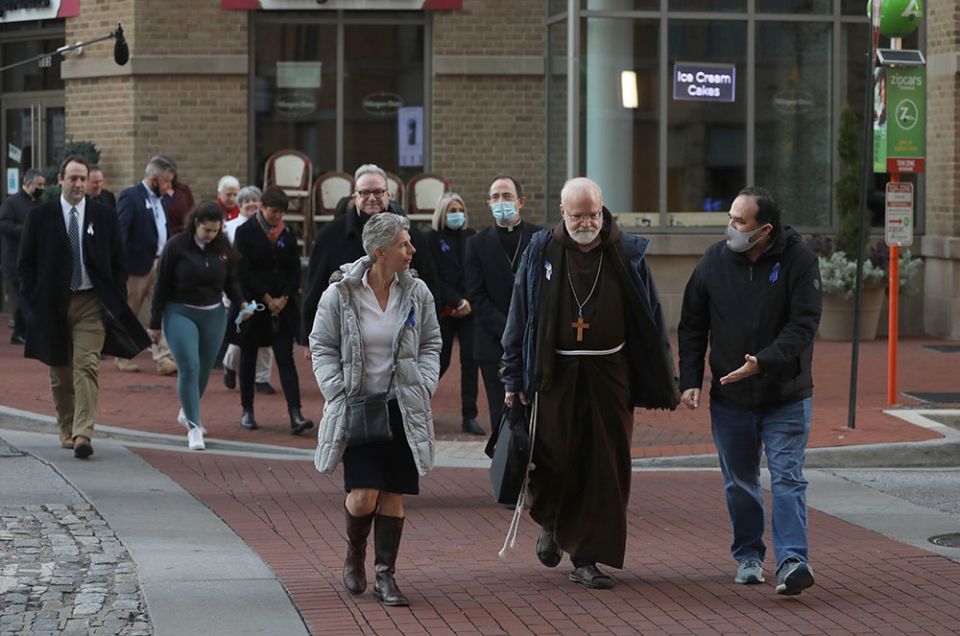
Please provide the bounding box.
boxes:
[385,315,404,395]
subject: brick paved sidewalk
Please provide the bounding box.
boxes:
[0,311,954,457]
[137,448,960,635]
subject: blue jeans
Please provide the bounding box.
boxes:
[710,397,812,570]
[163,303,227,429]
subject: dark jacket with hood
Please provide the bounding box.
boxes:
[501,209,679,410]
[677,225,822,410]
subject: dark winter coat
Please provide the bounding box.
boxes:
[17,198,149,365]
[233,216,303,347]
[0,190,38,285]
[425,225,476,313]
[677,226,822,410]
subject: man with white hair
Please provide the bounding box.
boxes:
[501,177,678,589]
[216,175,241,221]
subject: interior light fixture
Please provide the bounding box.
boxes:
[621,70,639,109]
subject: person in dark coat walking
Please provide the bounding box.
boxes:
[87,165,116,213]
[301,163,436,343]
[233,187,313,434]
[0,167,45,344]
[17,156,149,458]
[464,175,542,435]
[426,192,483,435]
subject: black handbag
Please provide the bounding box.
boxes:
[344,333,401,447]
[489,401,531,506]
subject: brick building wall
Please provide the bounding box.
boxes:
[432,0,547,224]
[63,0,248,199]
[922,0,960,338]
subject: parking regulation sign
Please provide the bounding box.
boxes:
[885,182,914,247]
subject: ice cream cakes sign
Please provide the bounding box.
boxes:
[673,63,736,103]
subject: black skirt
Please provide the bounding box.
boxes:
[343,399,419,495]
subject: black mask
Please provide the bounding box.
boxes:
[149,181,162,197]
[32,188,44,200]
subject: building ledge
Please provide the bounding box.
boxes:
[434,55,544,76]
[62,55,248,79]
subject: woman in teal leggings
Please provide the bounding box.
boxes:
[150,202,248,450]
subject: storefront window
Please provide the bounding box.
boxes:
[252,14,426,183]
[581,18,659,218]
[669,0,746,12]
[2,38,64,93]
[757,0,831,14]
[755,22,832,228]
[343,24,425,183]
[667,20,746,227]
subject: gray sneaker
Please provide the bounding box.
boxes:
[734,559,765,584]
[776,559,814,595]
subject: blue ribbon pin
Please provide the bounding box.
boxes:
[769,262,781,284]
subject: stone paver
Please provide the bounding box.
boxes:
[0,503,151,635]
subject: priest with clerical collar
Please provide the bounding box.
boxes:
[500,177,679,590]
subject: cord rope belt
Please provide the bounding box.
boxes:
[555,342,625,356]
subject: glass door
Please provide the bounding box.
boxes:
[1,94,64,200]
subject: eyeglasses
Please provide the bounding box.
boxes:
[356,189,387,199]
[565,211,602,222]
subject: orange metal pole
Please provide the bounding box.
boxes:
[887,174,900,406]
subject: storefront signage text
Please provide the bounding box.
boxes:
[672,63,736,103]
[362,92,404,117]
[276,94,317,117]
[873,66,926,174]
[0,0,77,22]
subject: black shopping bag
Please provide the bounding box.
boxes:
[488,402,531,506]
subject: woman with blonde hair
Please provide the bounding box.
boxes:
[426,193,482,435]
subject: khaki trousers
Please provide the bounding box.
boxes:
[50,291,106,441]
[124,258,174,367]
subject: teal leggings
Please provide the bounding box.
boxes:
[162,303,227,430]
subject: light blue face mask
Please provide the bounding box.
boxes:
[446,212,466,230]
[491,201,518,224]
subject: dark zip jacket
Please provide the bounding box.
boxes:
[677,226,822,410]
[501,209,679,410]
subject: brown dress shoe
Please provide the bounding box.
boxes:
[73,436,93,459]
[60,433,74,449]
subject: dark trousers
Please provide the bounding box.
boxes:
[439,315,478,420]
[239,319,301,410]
[5,278,24,338]
[479,362,505,433]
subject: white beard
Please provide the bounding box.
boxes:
[569,227,600,245]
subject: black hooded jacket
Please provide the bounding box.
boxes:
[678,226,822,410]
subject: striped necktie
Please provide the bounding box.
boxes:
[68,207,82,291]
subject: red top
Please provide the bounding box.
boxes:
[217,198,240,222]
[163,182,195,236]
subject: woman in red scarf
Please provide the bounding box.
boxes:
[231,187,313,434]
[217,175,241,221]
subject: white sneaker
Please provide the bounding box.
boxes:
[187,427,205,451]
[178,409,206,433]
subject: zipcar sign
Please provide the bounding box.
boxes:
[673,63,736,103]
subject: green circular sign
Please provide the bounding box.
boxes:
[867,0,923,38]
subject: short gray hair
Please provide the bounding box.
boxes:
[144,156,174,180]
[218,175,240,193]
[431,192,466,231]
[354,163,388,187]
[362,212,410,261]
[23,168,44,185]
[560,177,603,207]
[237,185,262,206]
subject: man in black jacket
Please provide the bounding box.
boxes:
[301,163,435,342]
[678,186,822,596]
[0,168,45,344]
[464,175,542,436]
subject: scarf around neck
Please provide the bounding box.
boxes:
[256,210,285,244]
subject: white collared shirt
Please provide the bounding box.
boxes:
[356,269,402,395]
[60,195,93,291]
[142,180,168,255]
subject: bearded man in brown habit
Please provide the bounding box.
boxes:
[500,177,678,589]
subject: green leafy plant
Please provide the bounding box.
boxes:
[41,140,102,201]
[818,251,885,298]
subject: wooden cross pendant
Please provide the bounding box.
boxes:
[571,316,590,342]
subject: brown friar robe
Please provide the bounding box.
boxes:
[528,222,634,569]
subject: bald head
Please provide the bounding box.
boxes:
[560,177,603,210]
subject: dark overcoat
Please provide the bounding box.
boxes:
[232,216,303,347]
[17,198,150,365]
[0,190,37,285]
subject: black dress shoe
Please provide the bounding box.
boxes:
[289,407,314,434]
[536,527,562,568]
[9,334,25,345]
[240,410,259,430]
[255,381,276,395]
[569,563,614,589]
[461,418,485,436]
[223,368,236,389]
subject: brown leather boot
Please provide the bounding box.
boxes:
[343,507,375,595]
[372,514,409,607]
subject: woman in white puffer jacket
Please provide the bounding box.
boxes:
[310,212,441,608]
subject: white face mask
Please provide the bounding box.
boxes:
[725,224,767,253]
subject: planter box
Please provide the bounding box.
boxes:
[818,286,885,341]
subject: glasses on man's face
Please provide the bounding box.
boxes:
[566,211,602,223]
[356,189,387,199]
